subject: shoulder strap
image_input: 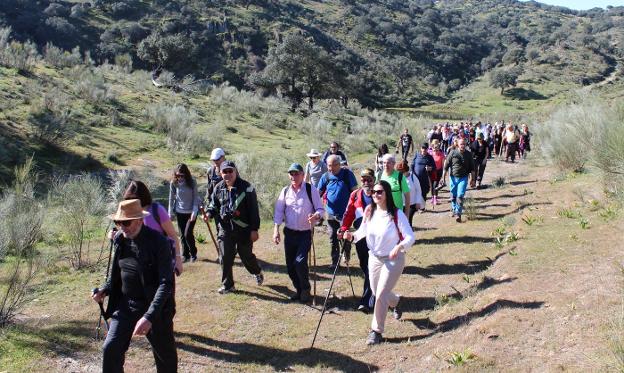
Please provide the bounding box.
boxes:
[398,172,403,193]
[305,182,315,210]
[393,210,404,242]
[151,203,163,231]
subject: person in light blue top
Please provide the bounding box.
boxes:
[317,154,358,268]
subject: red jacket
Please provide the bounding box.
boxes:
[341,188,371,231]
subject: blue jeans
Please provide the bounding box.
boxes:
[283,227,312,294]
[449,175,468,215]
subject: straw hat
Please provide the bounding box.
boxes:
[109,199,150,221]
[306,149,321,157]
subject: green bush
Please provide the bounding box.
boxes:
[0,27,39,72]
[43,43,82,68]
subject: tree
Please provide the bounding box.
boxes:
[137,32,196,70]
[489,67,521,94]
[251,33,340,111]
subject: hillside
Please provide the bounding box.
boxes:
[1,0,623,107]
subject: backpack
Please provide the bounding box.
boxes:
[151,203,178,274]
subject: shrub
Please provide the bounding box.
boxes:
[43,43,82,68]
[28,87,75,144]
[0,158,43,327]
[73,67,115,105]
[48,174,107,269]
[0,27,39,72]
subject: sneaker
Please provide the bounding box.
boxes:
[391,297,403,320]
[255,272,264,286]
[288,293,300,301]
[217,285,235,294]
[456,214,462,223]
[357,304,371,314]
[190,256,197,263]
[366,330,383,345]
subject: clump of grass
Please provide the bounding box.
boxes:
[522,215,542,226]
[600,205,619,221]
[578,218,590,230]
[447,350,476,366]
[464,197,477,220]
[493,176,506,188]
[106,152,122,165]
[196,233,206,244]
[558,208,580,219]
[491,226,507,237]
[500,216,516,227]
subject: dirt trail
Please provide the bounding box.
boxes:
[31,155,624,372]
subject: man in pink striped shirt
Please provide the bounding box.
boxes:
[273,163,325,303]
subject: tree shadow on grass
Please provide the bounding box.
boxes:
[385,299,544,343]
[472,201,552,220]
[398,275,516,313]
[4,320,96,359]
[503,88,548,100]
[417,235,492,246]
[175,331,379,372]
[404,252,507,278]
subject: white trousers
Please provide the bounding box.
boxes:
[368,252,405,333]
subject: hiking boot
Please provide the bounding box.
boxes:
[391,297,403,320]
[299,289,311,304]
[366,330,383,345]
[289,293,300,301]
[456,215,462,223]
[255,272,264,286]
[190,256,197,262]
[357,304,371,313]
[217,285,235,294]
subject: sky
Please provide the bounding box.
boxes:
[521,0,624,9]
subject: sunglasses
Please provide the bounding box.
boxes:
[114,220,134,227]
[221,168,234,174]
[372,189,384,196]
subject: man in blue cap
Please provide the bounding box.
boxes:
[273,163,325,302]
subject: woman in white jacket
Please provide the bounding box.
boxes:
[344,180,415,345]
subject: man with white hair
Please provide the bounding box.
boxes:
[377,153,410,218]
[317,154,358,268]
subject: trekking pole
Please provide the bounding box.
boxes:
[310,222,317,306]
[340,239,356,298]
[199,206,221,263]
[310,242,347,350]
[93,234,114,340]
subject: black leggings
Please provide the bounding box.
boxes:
[176,213,197,259]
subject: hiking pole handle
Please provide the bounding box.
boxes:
[92,288,110,330]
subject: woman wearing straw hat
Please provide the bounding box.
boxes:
[92,199,177,373]
[304,148,328,188]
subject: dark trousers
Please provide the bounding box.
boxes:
[283,228,311,294]
[475,159,487,182]
[408,203,417,227]
[327,218,350,266]
[219,230,262,288]
[355,239,374,308]
[175,213,196,259]
[102,300,177,373]
[506,142,518,162]
[401,146,410,160]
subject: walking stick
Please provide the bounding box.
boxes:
[199,206,221,263]
[310,241,348,350]
[310,223,317,306]
[93,235,114,340]
[340,239,356,298]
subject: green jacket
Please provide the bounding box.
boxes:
[444,149,475,178]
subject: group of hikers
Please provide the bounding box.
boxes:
[92,120,531,372]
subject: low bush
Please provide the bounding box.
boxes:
[28,87,75,143]
[0,27,39,72]
[73,67,115,105]
[48,174,107,269]
[44,43,82,68]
